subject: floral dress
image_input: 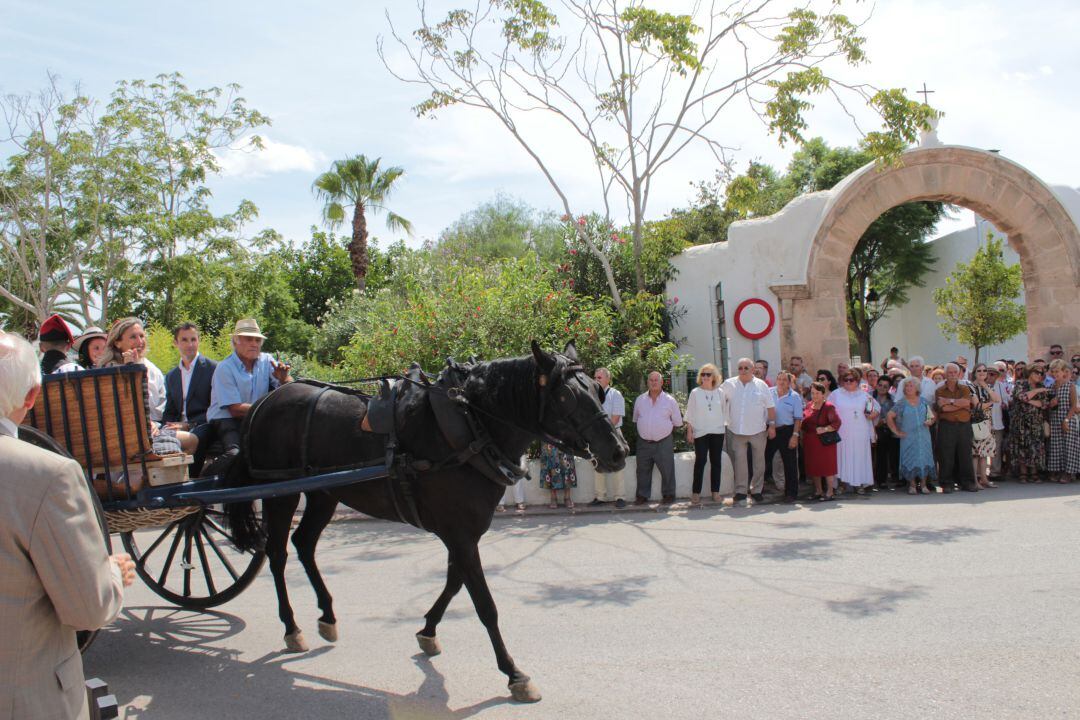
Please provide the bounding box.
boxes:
[1046,382,1080,473]
[970,383,996,460]
[1008,379,1046,469]
[539,443,578,490]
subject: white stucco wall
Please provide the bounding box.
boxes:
[506,452,737,505]
[667,192,831,377]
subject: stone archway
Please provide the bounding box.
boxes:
[776,146,1080,372]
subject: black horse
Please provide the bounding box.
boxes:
[224,341,627,702]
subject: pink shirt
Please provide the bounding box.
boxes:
[633,391,683,441]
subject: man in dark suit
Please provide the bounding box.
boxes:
[163,322,218,475]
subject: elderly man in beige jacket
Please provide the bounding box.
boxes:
[0,331,134,719]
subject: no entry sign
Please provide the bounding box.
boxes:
[733,298,775,340]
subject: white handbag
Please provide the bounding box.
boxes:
[972,420,991,441]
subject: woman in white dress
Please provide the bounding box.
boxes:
[829,369,879,495]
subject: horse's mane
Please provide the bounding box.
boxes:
[463,354,543,433]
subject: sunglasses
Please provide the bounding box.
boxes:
[842,377,857,383]
[700,372,713,377]
[737,366,752,370]
[1050,350,1063,355]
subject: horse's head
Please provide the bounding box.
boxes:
[531,340,628,473]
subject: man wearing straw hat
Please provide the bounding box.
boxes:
[203,319,293,478]
[0,331,135,719]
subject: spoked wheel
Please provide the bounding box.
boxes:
[122,506,266,609]
[17,425,110,654]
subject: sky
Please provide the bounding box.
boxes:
[2,0,1078,248]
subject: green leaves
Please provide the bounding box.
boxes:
[621,7,701,75]
[933,235,1026,360]
[494,0,560,52]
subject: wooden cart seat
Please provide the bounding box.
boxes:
[21,365,190,499]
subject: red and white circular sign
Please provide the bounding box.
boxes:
[733,298,776,340]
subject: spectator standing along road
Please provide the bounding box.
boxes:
[685,363,727,506]
[589,367,626,508]
[632,371,683,506]
[935,363,977,493]
[766,372,804,503]
[722,358,776,507]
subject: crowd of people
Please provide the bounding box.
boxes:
[22,314,1080,512]
[565,346,1079,511]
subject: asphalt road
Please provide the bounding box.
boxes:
[88,482,1080,719]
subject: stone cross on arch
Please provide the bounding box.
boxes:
[916,82,935,105]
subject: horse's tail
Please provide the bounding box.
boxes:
[223,449,266,554]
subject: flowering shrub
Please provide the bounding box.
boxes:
[327,253,616,376]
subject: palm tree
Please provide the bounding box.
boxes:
[312,155,412,291]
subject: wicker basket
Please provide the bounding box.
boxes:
[104,506,200,534]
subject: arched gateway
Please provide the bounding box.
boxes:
[668,146,1080,377]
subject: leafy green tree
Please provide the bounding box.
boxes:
[437,193,564,262]
[101,73,269,328]
[384,0,936,306]
[0,73,269,331]
[312,155,412,291]
[279,230,355,326]
[0,76,108,330]
[933,235,1026,366]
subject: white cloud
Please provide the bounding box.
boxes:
[215,135,324,178]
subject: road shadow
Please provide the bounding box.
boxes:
[523,574,653,607]
[858,524,989,545]
[89,606,511,719]
[754,538,837,562]
[825,583,929,618]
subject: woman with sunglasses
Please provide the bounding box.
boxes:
[1046,358,1080,483]
[970,363,1001,488]
[803,382,842,500]
[685,363,727,505]
[1008,366,1049,483]
[816,369,838,392]
[829,370,879,496]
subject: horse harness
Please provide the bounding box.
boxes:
[245,354,603,532]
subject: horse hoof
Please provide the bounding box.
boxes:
[416,632,441,656]
[509,679,541,703]
[318,621,338,642]
[284,631,309,653]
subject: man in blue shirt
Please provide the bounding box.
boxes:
[203,319,292,478]
[765,372,804,503]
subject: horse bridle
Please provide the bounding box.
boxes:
[535,358,613,462]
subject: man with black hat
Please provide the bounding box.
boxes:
[37,314,75,374]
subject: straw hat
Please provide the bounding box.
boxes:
[232,318,267,339]
[73,326,107,353]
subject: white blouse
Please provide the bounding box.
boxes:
[685,386,727,436]
[140,358,167,423]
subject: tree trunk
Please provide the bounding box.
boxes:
[349,201,369,292]
[855,329,872,366]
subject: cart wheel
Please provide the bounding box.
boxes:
[122,506,266,609]
[17,425,111,653]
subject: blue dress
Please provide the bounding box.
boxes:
[893,397,937,481]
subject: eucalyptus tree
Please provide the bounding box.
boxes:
[312,155,413,291]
